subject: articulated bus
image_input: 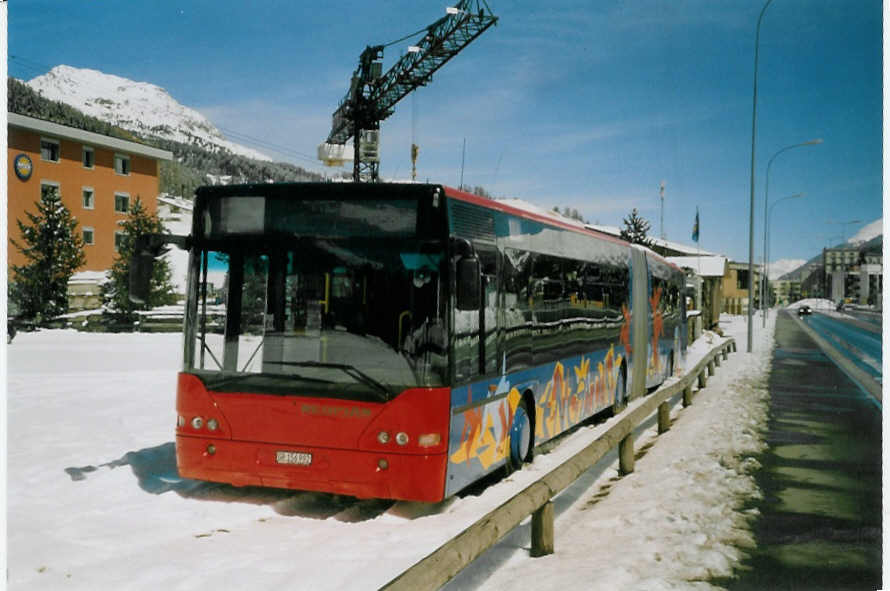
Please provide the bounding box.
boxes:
[135,183,686,502]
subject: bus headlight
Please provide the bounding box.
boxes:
[377,431,390,444]
[191,416,204,430]
[395,432,409,446]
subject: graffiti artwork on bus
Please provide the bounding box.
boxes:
[649,285,664,373]
[449,345,623,471]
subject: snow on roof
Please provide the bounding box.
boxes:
[495,198,587,228]
[157,194,194,211]
[585,224,716,256]
[68,271,108,284]
[665,256,728,277]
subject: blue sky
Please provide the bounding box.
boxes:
[8,0,883,263]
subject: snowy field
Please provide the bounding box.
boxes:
[6,315,774,590]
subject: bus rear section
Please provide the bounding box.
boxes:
[175,373,451,502]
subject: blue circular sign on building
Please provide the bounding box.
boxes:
[14,154,33,181]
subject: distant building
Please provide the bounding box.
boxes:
[770,279,801,306]
[665,255,727,330]
[823,242,883,306]
[721,261,762,315]
[859,243,883,307]
[8,112,172,310]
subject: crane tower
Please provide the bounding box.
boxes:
[318,1,498,182]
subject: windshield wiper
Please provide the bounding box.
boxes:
[201,371,336,391]
[266,361,392,401]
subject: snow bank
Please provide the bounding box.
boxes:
[785,298,834,311]
[473,316,774,590]
[7,317,774,590]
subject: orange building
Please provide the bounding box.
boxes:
[7,112,173,272]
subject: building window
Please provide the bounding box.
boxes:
[82,187,95,209]
[736,270,749,290]
[114,231,128,252]
[114,154,131,175]
[40,181,61,200]
[82,146,95,169]
[114,193,130,213]
[83,227,95,245]
[41,138,60,162]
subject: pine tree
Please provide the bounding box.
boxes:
[101,197,178,320]
[620,208,654,247]
[10,185,86,321]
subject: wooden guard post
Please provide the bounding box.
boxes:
[530,501,555,556]
[657,402,671,434]
[683,384,693,407]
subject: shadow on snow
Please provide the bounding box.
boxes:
[63,442,454,521]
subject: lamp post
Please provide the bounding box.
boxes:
[747,0,774,353]
[828,219,862,244]
[759,138,821,327]
[763,193,804,320]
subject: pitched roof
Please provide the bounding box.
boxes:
[8,112,173,161]
[665,255,728,277]
[584,224,716,256]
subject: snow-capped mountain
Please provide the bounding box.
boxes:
[776,217,882,281]
[768,258,807,280]
[847,218,882,245]
[26,65,271,162]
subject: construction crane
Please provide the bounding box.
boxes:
[318,1,498,182]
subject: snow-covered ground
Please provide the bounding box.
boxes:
[785,297,834,311]
[6,315,774,590]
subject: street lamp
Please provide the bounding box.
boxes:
[763,193,804,321]
[747,0,774,353]
[827,219,862,243]
[759,138,822,327]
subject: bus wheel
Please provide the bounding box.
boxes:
[508,398,533,471]
[610,367,627,416]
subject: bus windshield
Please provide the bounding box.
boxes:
[185,236,448,400]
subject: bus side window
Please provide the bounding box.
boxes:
[501,248,532,373]
[479,249,498,375]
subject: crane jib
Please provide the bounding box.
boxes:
[323,1,498,148]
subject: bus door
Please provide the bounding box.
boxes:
[452,242,497,382]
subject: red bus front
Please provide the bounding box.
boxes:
[178,184,452,502]
[175,373,451,502]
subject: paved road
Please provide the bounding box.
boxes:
[719,310,881,590]
[803,312,882,385]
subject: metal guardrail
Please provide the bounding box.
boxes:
[382,337,738,590]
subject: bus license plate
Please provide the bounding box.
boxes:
[276,451,312,466]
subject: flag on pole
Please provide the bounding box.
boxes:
[692,207,700,242]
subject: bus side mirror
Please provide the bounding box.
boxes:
[129,234,156,305]
[456,256,481,310]
[128,233,189,305]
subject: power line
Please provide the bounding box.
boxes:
[8,55,52,79]
[214,125,321,166]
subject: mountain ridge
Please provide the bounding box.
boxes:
[8,70,330,197]
[25,65,271,161]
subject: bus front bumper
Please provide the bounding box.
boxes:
[176,435,448,503]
